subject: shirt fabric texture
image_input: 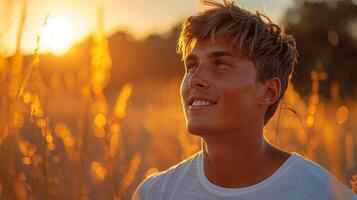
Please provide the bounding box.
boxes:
[132,151,356,200]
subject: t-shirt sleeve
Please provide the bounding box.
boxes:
[305,161,356,199]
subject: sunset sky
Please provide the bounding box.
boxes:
[0,0,295,55]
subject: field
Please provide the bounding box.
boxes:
[0,5,356,200]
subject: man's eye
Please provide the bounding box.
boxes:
[186,63,198,71]
[214,60,231,68]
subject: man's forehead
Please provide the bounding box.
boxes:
[186,37,244,59]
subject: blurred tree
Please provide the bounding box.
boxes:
[285,0,357,98]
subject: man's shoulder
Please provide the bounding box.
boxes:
[293,154,340,184]
[132,151,201,199]
[288,153,356,199]
[291,154,339,186]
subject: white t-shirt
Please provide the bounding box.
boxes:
[132,151,356,200]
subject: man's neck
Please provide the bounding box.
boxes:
[201,127,290,188]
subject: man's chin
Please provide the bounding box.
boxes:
[187,123,215,136]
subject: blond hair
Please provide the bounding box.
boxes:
[177,0,298,124]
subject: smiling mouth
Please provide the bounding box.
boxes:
[188,100,217,110]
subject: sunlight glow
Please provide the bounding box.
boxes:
[40,16,74,56]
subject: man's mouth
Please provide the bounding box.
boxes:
[190,99,216,107]
[187,95,218,114]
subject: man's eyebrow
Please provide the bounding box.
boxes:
[209,51,235,58]
[185,51,237,62]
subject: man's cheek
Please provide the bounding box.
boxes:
[180,80,189,100]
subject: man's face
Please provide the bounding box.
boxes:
[180,37,264,136]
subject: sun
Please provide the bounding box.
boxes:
[40,16,74,56]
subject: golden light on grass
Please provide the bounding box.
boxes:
[108,123,121,157]
[92,100,107,114]
[94,114,106,127]
[120,153,142,192]
[110,124,121,133]
[109,132,120,157]
[22,157,31,165]
[94,127,106,138]
[36,118,47,127]
[45,135,54,143]
[18,141,30,156]
[336,106,348,124]
[306,115,314,127]
[350,174,357,193]
[63,137,74,148]
[91,161,107,181]
[28,145,37,157]
[22,92,32,104]
[91,7,112,95]
[114,83,133,119]
[47,143,55,151]
[30,95,43,117]
[55,122,71,139]
[40,16,74,56]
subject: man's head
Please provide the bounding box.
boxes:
[178,0,298,136]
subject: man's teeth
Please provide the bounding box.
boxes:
[191,100,214,106]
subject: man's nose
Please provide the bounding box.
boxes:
[189,64,210,89]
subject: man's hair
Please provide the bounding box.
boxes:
[177,0,298,125]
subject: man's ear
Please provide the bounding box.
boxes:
[258,77,281,106]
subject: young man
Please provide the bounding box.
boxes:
[133,1,356,199]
